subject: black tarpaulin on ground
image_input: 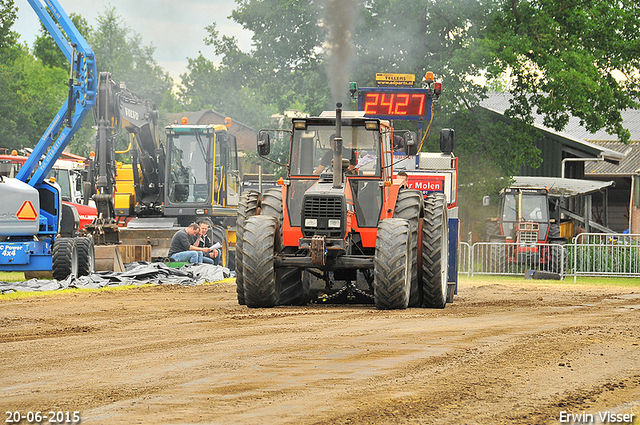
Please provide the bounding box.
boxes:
[0,262,232,294]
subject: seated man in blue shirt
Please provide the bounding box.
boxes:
[168,223,211,263]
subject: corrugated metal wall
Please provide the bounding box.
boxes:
[519,136,563,177]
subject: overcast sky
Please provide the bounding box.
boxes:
[14,0,254,83]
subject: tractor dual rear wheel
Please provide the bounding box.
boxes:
[422,193,449,309]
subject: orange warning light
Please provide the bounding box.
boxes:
[16,201,38,220]
[181,117,189,125]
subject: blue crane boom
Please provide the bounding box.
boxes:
[16,0,97,188]
[0,0,97,279]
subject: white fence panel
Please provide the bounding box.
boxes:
[572,233,640,282]
[459,242,472,276]
[470,242,566,277]
[457,233,640,279]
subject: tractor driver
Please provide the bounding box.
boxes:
[314,134,356,175]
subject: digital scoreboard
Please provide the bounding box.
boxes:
[357,87,434,120]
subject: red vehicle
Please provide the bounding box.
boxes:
[485,186,567,274]
[235,104,453,309]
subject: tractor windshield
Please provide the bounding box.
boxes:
[502,192,549,238]
[289,125,381,176]
[503,193,548,222]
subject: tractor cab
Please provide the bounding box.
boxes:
[499,187,551,243]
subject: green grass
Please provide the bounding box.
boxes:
[0,272,27,282]
[459,274,640,288]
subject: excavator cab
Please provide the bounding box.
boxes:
[163,124,240,221]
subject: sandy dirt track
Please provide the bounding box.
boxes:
[1,278,640,425]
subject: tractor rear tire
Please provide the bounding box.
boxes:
[260,187,283,233]
[236,190,260,305]
[75,237,95,277]
[393,187,423,307]
[210,225,229,267]
[421,193,448,309]
[243,215,279,308]
[52,237,78,281]
[374,218,411,310]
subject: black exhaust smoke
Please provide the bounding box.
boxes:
[324,0,358,105]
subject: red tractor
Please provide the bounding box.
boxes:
[485,186,567,274]
[235,104,454,309]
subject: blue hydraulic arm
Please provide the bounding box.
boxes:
[15,0,97,187]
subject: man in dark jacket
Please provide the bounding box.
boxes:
[168,223,210,263]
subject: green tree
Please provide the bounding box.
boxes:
[179,58,275,129]
[89,6,173,106]
[485,0,640,143]
[217,0,330,114]
[33,12,92,69]
[0,0,16,49]
[0,44,68,151]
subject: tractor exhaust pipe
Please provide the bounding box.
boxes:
[333,102,343,189]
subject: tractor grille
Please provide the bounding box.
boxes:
[304,197,342,219]
[302,196,344,237]
[517,222,539,244]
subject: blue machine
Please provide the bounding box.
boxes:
[0,0,97,278]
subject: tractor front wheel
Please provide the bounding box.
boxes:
[374,218,411,310]
[393,187,423,307]
[242,215,279,308]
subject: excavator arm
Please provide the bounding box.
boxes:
[89,72,162,243]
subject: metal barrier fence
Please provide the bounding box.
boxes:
[457,233,640,280]
[572,233,640,282]
[459,242,472,275]
[469,242,566,277]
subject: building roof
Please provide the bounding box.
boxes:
[513,176,615,198]
[480,93,628,162]
[585,141,640,176]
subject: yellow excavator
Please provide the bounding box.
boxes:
[86,73,241,269]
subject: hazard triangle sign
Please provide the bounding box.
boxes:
[16,201,38,220]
